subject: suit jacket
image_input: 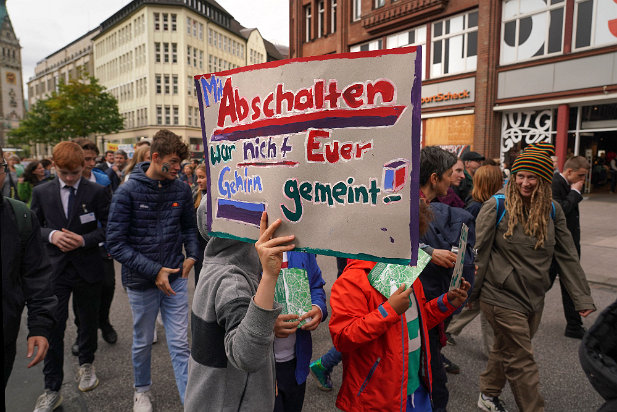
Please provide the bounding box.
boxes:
[552,172,583,254]
[95,162,109,172]
[30,177,110,283]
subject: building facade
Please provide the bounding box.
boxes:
[26,0,286,159]
[290,0,617,175]
[0,0,25,147]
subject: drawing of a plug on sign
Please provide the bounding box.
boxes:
[382,159,409,204]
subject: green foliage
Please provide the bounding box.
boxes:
[9,75,124,146]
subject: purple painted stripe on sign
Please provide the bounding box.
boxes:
[216,198,265,227]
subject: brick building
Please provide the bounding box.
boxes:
[290,0,617,177]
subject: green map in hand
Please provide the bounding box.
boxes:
[274,267,313,328]
[368,249,432,298]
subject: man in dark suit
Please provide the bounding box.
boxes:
[30,141,110,411]
[95,150,114,172]
[105,149,128,192]
[551,155,590,339]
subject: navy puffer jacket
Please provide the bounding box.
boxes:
[106,162,200,290]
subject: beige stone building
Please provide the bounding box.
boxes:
[25,0,286,158]
[28,28,100,106]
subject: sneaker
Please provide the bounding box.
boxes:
[478,393,508,412]
[134,390,153,412]
[101,325,118,344]
[33,389,62,412]
[77,363,99,392]
[443,355,461,374]
[152,328,158,344]
[309,358,333,391]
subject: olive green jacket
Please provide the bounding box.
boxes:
[470,195,595,314]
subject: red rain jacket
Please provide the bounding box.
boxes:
[329,259,458,412]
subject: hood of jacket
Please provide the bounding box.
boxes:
[204,236,262,282]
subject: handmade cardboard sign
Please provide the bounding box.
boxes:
[195,47,422,264]
[449,223,469,291]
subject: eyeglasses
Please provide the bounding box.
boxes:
[0,161,7,174]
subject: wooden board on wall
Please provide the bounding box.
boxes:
[424,114,475,146]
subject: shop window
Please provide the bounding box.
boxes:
[350,39,382,52]
[501,109,554,164]
[573,0,617,50]
[431,10,478,78]
[387,25,427,80]
[352,0,362,21]
[500,0,565,65]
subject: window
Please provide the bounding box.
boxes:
[188,106,193,126]
[193,48,197,67]
[193,20,197,36]
[500,0,565,65]
[163,13,168,31]
[155,42,161,63]
[331,0,337,33]
[172,43,177,63]
[305,5,312,42]
[209,28,212,44]
[431,10,478,77]
[199,23,203,39]
[173,106,179,125]
[188,76,194,95]
[573,0,617,50]
[173,75,178,94]
[165,106,171,125]
[164,75,170,94]
[187,46,192,65]
[317,1,325,38]
[209,54,213,71]
[164,42,169,63]
[387,25,427,80]
[375,0,385,8]
[350,39,382,52]
[171,14,177,31]
[154,13,160,30]
[157,105,162,125]
[187,17,192,34]
[199,50,203,69]
[352,0,362,21]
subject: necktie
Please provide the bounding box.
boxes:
[66,186,76,218]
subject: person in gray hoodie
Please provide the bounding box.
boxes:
[185,212,295,412]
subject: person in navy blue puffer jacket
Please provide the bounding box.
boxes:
[106,129,199,410]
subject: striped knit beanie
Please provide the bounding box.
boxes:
[511,142,555,183]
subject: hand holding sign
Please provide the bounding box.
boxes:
[447,279,471,307]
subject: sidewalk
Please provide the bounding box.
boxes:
[579,193,617,287]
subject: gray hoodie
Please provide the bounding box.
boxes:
[184,237,282,411]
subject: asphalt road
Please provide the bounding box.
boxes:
[6,256,614,412]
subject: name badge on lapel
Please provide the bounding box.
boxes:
[79,212,96,224]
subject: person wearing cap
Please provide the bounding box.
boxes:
[453,151,485,206]
[469,142,596,412]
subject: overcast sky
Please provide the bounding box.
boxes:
[6,0,289,93]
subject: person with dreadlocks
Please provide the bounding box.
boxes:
[469,142,596,412]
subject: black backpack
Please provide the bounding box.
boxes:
[5,197,32,248]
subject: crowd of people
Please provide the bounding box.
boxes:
[2,133,609,412]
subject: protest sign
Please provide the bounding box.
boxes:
[449,223,469,291]
[195,47,422,264]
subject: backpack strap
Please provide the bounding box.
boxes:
[493,194,507,226]
[6,197,32,248]
[493,194,556,225]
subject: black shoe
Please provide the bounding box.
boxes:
[565,326,586,339]
[443,355,461,374]
[71,342,79,356]
[101,325,118,344]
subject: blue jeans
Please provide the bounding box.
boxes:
[127,277,190,403]
[320,346,342,374]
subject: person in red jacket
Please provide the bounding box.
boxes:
[330,248,470,411]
